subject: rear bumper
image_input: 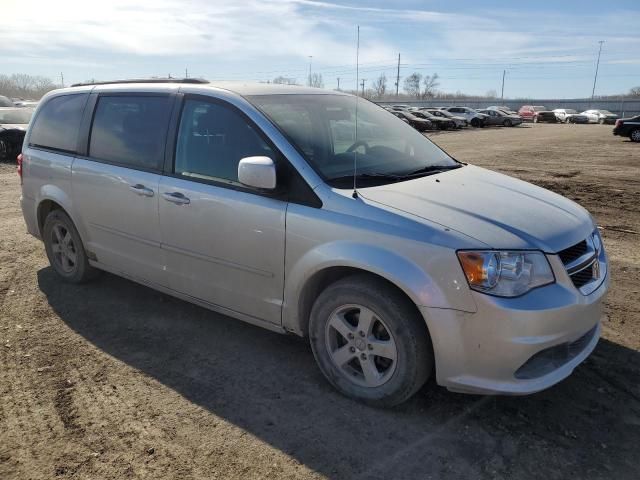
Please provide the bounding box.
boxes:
[421,263,609,395]
[20,194,40,239]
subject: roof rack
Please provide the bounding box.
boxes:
[70,78,209,87]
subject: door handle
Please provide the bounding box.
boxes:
[162,191,191,205]
[129,184,154,197]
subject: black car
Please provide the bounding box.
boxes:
[0,108,33,161]
[390,110,433,131]
[613,116,640,142]
[411,110,455,130]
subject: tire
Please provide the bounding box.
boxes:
[533,115,538,123]
[309,274,433,407]
[565,117,571,124]
[503,119,512,127]
[598,118,604,125]
[43,209,98,283]
[470,118,480,127]
[631,129,640,142]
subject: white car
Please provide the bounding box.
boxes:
[581,109,619,125]
[553,109,589,124]
[441,106,487,127]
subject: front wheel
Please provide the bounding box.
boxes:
[309,275,433,407]
[598,118,605,125]
[503,119,512,127]
[43,210,98,283]
[470,118,480,127]
[631,129,640,142]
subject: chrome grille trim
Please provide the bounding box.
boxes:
[557,232,606,295]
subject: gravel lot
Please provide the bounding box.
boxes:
[0,123,638,479]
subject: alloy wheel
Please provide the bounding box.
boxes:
[632,130,640,142]
[50,222,77,273]
[325,304,398,388]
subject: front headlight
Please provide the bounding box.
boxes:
[457,250,554,297]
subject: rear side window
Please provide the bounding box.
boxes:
[89,95,172,171]
[174,99,274,184]
[29,94,88,152]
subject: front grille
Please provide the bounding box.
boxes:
[571,264,594,288]
[558,240,588,264]
[515,326,597,380]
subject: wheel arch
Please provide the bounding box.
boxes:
[36,185,77,237]
[282,242,446,338]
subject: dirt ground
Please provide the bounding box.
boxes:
[0,123,638,480]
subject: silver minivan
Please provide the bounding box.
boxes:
[19,80,608,406]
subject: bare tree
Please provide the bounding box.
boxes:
[308,73,324,88]
[273,76,298,85]
[0,73,60,99]
[629,86,640,97]
[422,73,440,99]
[371,74,387,98]
[403,72,422,98]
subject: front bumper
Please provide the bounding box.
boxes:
[421,256,609,395]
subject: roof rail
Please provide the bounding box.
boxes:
[70,78,209,87]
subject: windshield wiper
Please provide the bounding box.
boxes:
[400,164,463,178]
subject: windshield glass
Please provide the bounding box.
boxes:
[565,109,577,114]
[248,94,457,186]
[0,108,33,124]
[599,110,613,114]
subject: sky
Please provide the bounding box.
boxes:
[2,0,639,98]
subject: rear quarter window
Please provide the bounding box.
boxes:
[29,94,88,153]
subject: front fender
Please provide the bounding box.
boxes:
[282,240,473,335]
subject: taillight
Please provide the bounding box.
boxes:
[615,119,622,128]
[17,153,23,185]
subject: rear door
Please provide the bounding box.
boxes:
[72,93,174,286]
[158,95,287,324]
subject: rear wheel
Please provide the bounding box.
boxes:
[598,118,605,125]
[565,117,572,124]
[470,118,480,127]
[309,275,432,407]
[533,115,538,123]
[631,129,640,142]
[43,210,97,283]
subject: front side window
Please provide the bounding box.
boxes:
[249,94,457,187]
[29,94,88,152]
[174,99,274,184]
[89,95,172,170]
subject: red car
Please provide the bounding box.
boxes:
[518,105,557,123]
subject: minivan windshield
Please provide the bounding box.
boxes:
[248,94,458,187]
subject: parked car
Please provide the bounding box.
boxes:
[20,80,609,406]
[14,100,39,108]
[422,108,467,128]
[390,110,433,131]
[0,95,14,107]
[581,109,618,124]
[410,110,455,130]
[0,107,33,161]
[518,105,557,123]
[487,106,519,116]
[613,115,640,142]
[553,109,589,124]
[441,106,487,127]
[477,109,522,127]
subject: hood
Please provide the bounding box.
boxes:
[358,165,594,252]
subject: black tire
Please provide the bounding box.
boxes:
[43,209,98,283]
[631,129,640,143]
[565,117,571,124]
[309,274,433,407]
[470,118,480,127]
[533,115,538,123]
[503,119,512,127]
[598,118,604,125]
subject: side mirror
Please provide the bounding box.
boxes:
[238,156,277,190]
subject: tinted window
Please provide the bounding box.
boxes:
[29,94,88,152]
[89,95,172,170]
[175,99,274,184]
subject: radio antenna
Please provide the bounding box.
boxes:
[352,25,360,199]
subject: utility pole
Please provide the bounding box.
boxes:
[590,40,605,104]
[361,79,366,97]
[337,77,340,90]
[185,68,188,78]
[500,69,506,102]
[60,72,64,88]
[308,55,313,86]
[395,53,401,97]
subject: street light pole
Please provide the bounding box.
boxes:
[500,69,506,102]
[308,56,313,87]
[590,40,604,104]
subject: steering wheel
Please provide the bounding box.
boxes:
[346,140,370,154]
